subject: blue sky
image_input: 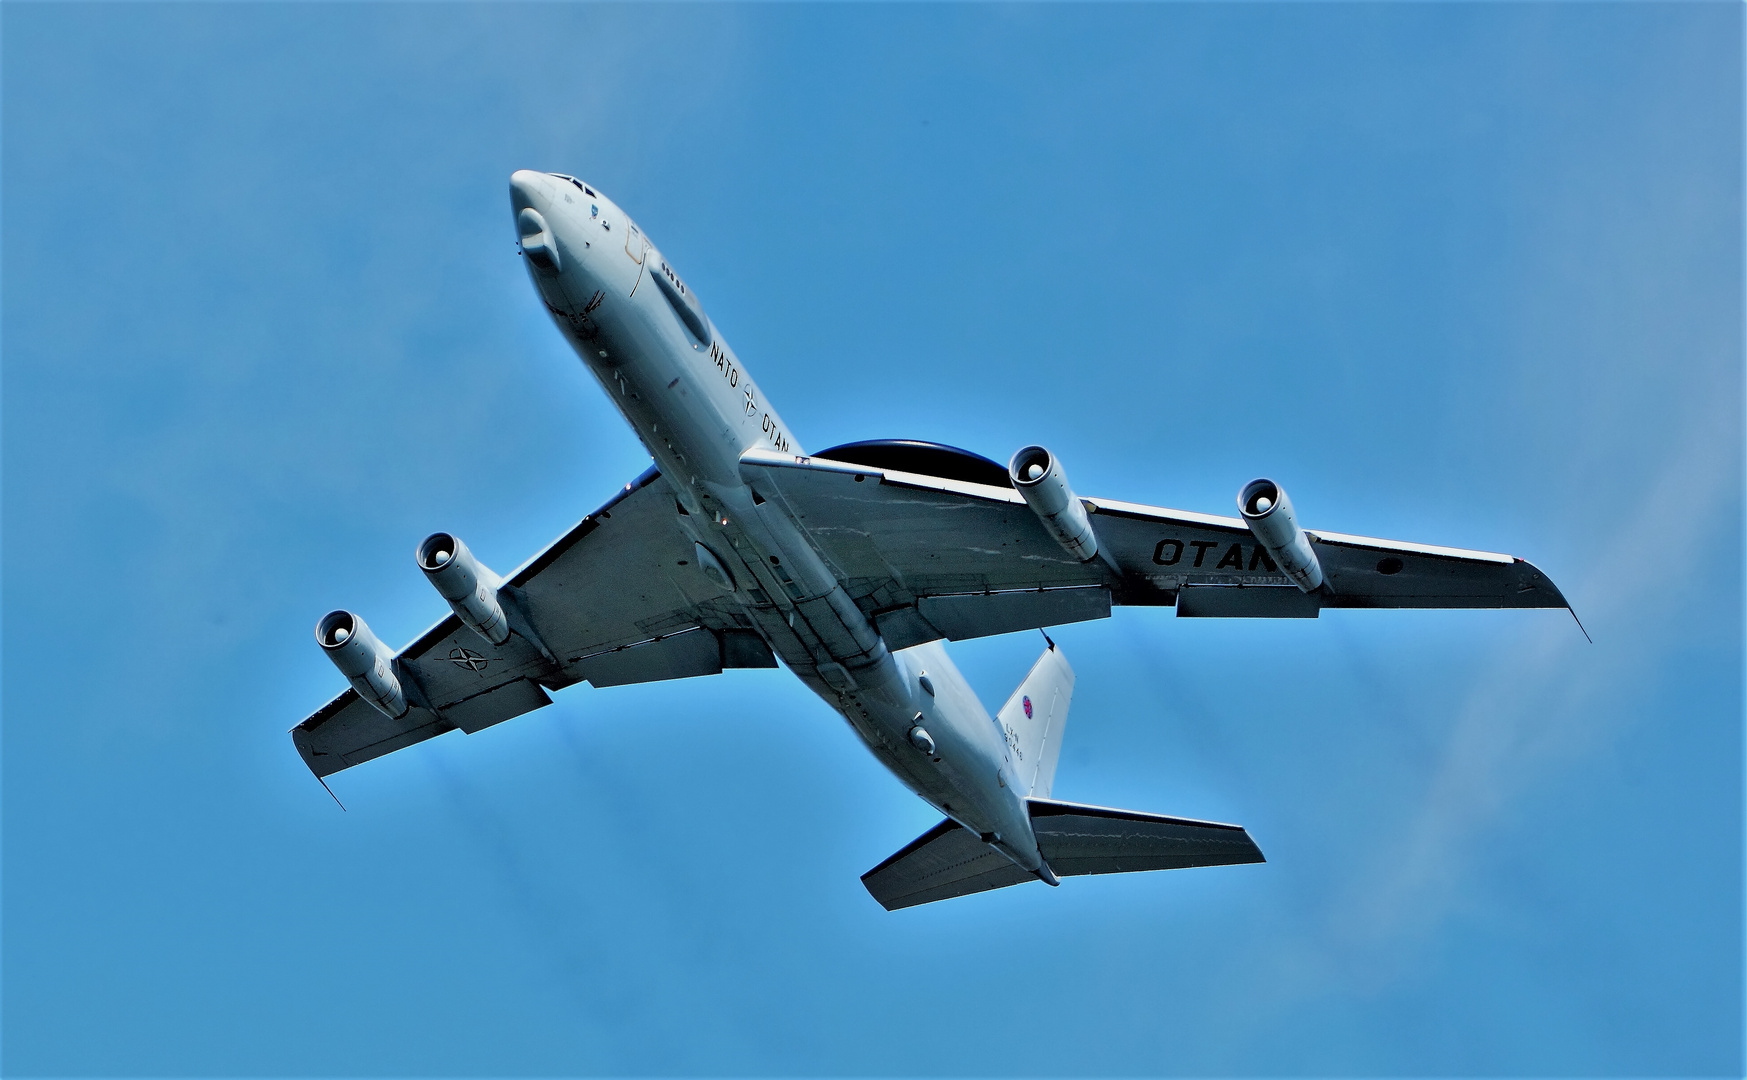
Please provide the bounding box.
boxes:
[3,4,1740,1076]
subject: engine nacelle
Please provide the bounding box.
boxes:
[417,533,510,646]
[315,610,408,719]
[1009,445,1099,562]
[1237,478,1324,592]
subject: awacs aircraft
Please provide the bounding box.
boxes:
[295,171,1569,910]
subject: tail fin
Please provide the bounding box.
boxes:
[997,639,1074,797]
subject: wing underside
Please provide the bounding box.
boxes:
[296,449,1568,779]
[292,468,774,777]
[738,448,1567,647]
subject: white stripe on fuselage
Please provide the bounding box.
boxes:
[508,171,1046,876]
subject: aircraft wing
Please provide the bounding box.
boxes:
[738,449,1567,646]
[292,468,773,778]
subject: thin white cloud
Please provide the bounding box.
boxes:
[1328,387,1737,985]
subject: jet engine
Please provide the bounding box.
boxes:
[417,533,510,646]
[315,610,408,719]
[1237,478,1324,592]
[1009,445,1100,562]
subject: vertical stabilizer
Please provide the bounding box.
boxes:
[997,640,1074,797]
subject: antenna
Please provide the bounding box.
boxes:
[317,775,347,812]
[1567,606,1593,644]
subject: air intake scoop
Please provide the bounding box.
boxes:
[517,207,560,272]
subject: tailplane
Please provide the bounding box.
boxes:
[860,820,1035,911]
[862,798,1264,911]
[1027,797,1264,877]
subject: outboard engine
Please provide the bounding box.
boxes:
[417,533,510,646]
[315,610,407,719]
[1009,445,1100,562]
[1237,478,1324,592]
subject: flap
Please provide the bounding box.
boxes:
[911,586,1111,644]
[1176,584,1320,618]
[573,625,722,687]
[444,678,553,735]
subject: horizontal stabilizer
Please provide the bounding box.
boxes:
[1028,798,1265,876]
[862,800,1263,911]
[860,819,1033,911]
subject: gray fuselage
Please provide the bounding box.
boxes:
[508,171,1048,878]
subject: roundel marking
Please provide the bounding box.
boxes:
[449,647,490,671]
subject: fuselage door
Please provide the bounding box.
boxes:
[624,222,648,295]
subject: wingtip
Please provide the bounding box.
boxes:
[1512,556,1572,611]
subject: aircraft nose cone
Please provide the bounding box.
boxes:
[509,169,550,212]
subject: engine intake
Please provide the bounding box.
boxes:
[1237,478,1324,592]
[1009,445,1099,562]
[417,533,510,646]
[316,610,407,719]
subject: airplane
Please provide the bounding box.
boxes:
[293,170,1570,910]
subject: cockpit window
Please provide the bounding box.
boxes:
[549,173,597,198]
